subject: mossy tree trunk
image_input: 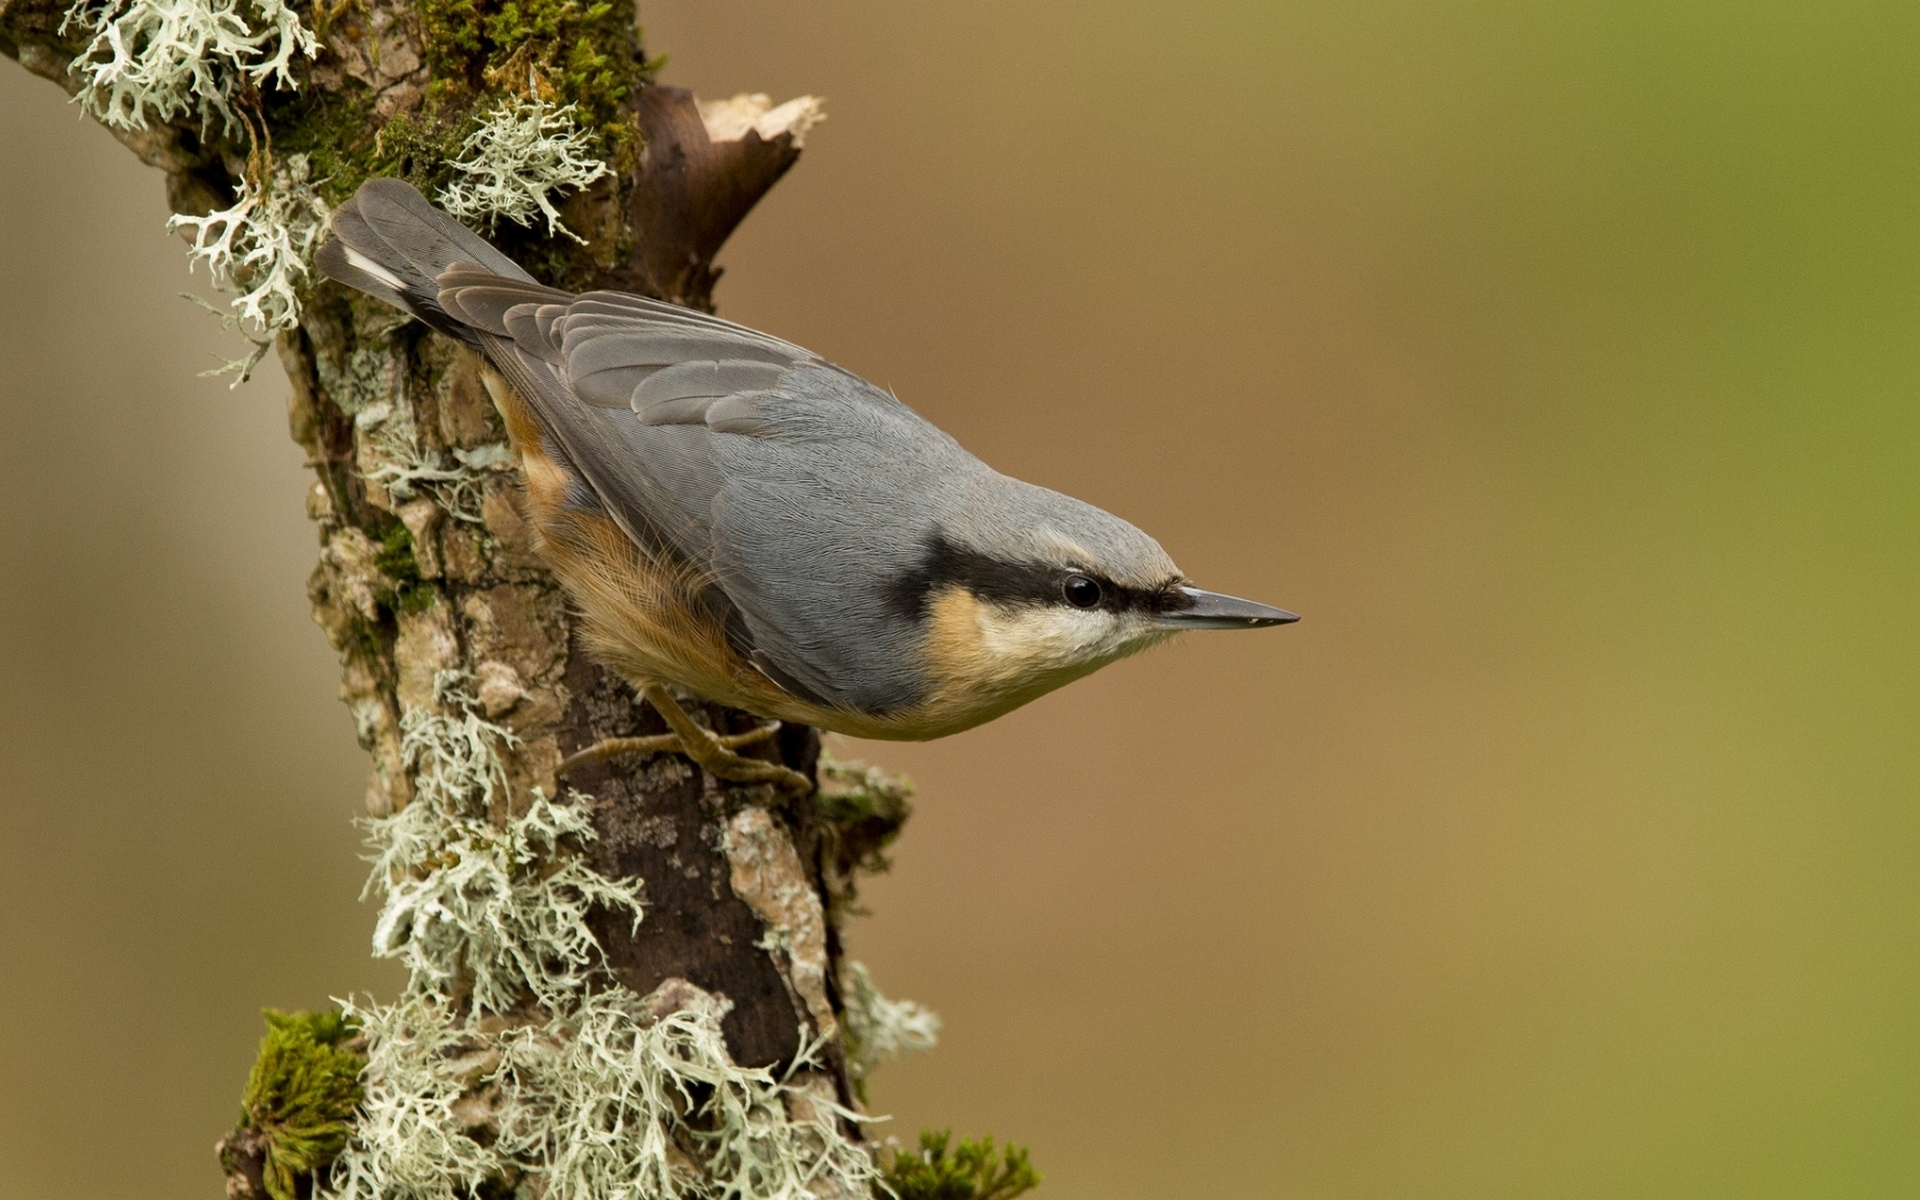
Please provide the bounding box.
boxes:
[1,1,888,1194]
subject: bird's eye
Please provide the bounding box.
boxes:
[1062,574,1103,609]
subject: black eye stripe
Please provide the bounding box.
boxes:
[884,532,1186,620]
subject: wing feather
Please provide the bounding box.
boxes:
[443,282,569,333]
[500,303,549,356]
[633,361,789,417]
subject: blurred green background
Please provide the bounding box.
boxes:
[2,1,1915,1197]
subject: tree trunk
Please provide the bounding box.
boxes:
[1,2,912,1195]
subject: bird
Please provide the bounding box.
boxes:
[317,179,1297,793]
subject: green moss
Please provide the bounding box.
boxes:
[882,1131,1041,1200]
[238,1009,367,1200]
[373,522,437,614]
[346,615,389,670]
[398,586,437,614]
[812,755,913,874]
[372,521,418,579]
[365,109,471,198]
[414,0,651,143]
[268,89,475,210]
[264,86,378,205]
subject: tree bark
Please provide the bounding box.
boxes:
[1,0,876,1190]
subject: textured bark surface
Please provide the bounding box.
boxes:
[563,634,827,1072]
[0,0,859,1135]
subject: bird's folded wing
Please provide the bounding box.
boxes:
[440,268,951,714]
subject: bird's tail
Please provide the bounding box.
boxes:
[315,179,543,344]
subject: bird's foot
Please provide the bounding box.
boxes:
[640,682,814,795]
[557,729,765,775]
[556,684,810,796]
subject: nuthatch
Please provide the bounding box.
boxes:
[318,180,1296,792]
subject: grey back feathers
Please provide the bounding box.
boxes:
[317,180,1179,716]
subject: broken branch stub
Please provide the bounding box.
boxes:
[627,86,824,308]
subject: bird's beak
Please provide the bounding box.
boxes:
[1155,587,1300,630]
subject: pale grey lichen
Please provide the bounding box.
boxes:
[62,0,316,132]
[494,985,879,1200]
[170,152,330,380]
[366,442,509,526]
[325,995,498,1200]
[357,400,507,525]
[60,0,322,380]
[362,671,644,1013]
[180,291,275,385]
[725,808,839,1041]
[327,984,879,1200]
[437,93,611,244]
[838,961,939,1084]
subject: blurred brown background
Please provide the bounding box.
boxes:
[2,2,1916,1197]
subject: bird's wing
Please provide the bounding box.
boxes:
[440,270,962,714]
[440,268,827,558]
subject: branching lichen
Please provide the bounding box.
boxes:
[329,983,879,1200]
[494,985,879,1200]
[880,1132,1041,1200]
[62,0,316,132]
[64,0,654,370]
[839,961,939,1086]
[362,670,644,1012]
[58,0,331,374]
[170,152,330,379]
[326,995,499,1200]
[359,399,508,525]
[813,758,913,870]
[437,91,611,243]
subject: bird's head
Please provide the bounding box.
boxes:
[883,482,1296,734]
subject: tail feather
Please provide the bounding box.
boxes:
[316,179,540,343]
[315,206,417,312]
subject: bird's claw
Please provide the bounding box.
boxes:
[557,691,810,796]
